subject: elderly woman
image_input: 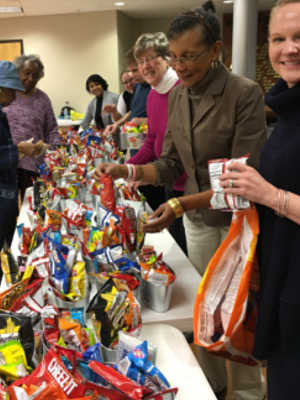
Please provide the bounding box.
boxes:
[81,74,118,130]
[219,1,300,398]
[0,61,36,249]
[4,55,59,200]
[127,32,186,251]
[95,7,266,400]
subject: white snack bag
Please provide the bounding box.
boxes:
[209,156,250,211]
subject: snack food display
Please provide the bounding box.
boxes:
[0,127,177,399]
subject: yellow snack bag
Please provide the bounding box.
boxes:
[65,261,87,301]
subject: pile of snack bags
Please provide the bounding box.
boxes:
[0,128,177,399]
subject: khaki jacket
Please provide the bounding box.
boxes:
[154,64,267,227]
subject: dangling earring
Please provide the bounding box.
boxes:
[210,59,218,70]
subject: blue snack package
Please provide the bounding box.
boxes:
[83,342,103,363]
[116,341,170,392]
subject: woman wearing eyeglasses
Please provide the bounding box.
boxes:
[125,32,186,253]
[95,8,266,399]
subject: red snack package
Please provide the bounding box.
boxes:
[100,174,115,212]
[115,206,137,252]
[83,381,128,400]
[10,349,85,398]
[89,361,151,400]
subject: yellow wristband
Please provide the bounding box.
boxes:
[167,197,184,218]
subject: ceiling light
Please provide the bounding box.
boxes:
[223,0,233,3]
[0,6,23,13]
[114,2,125,6]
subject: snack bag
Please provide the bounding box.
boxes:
[209,156,250,211]
[194,206,260,365]
[99,174,115,212]
[10,349,85,398]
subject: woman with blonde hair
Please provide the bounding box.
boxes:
[219,1,300,397]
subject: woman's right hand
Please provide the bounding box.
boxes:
[94,163,128,180]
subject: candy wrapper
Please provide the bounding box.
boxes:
[88,360,152,400]
[87,278,141,347]
[138,247,175,287]
[0,311,35,381]
[115,206,137,253]
[122,122,147,151]
[10,349,85,398]
[99,174,116,212]
[118,331,157,365]
[209,156,251,211]
[0,246,20,290]
[116,341,170,393]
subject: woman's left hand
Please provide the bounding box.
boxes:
[143,202,176,233]
[220,162,277,207]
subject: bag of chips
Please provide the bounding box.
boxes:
[194,206,260,365]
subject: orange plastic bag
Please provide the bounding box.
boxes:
[194,206,260,365]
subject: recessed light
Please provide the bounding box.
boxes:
[114,2,125,6]
[0,6,23,13]
[223,0,233,3]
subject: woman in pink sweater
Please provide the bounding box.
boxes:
[129,32,186,252]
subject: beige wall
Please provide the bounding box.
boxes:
[0,11,120,116]
[116,13,172,80]
[134,17,172,37]
[117,12,138,76]
[0,12,173,116]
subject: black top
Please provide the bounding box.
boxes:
[95,96,105,130]
[123,90,133,113]
[253,79,300,359]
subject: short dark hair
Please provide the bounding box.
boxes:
[86,74,108,92]
[167,7,221,47]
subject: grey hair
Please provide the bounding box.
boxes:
[14,55,44,79]
[270,0,300,25]
[134,32,169,60]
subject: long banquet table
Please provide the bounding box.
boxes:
[11,188,216,400]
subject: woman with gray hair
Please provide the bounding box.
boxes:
[127,31,187,252]
[4,54,59,200]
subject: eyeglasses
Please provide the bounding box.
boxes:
[137,55,160,66]
[170,48,207,66]
[122,79,132,85]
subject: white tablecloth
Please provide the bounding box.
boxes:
[140,324,216,400]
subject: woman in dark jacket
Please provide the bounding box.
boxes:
[0,61,35,249]
[221,1,300,398]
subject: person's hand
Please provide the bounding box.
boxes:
[131,117,147,126]
[104,123,118,136]
[33,140,49,157]
[102,104,117,115]
[143,202,176,233]
[94,162,128,181]
[127,180,141,192]
[219,162,277,207]
[17,141,36,157]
